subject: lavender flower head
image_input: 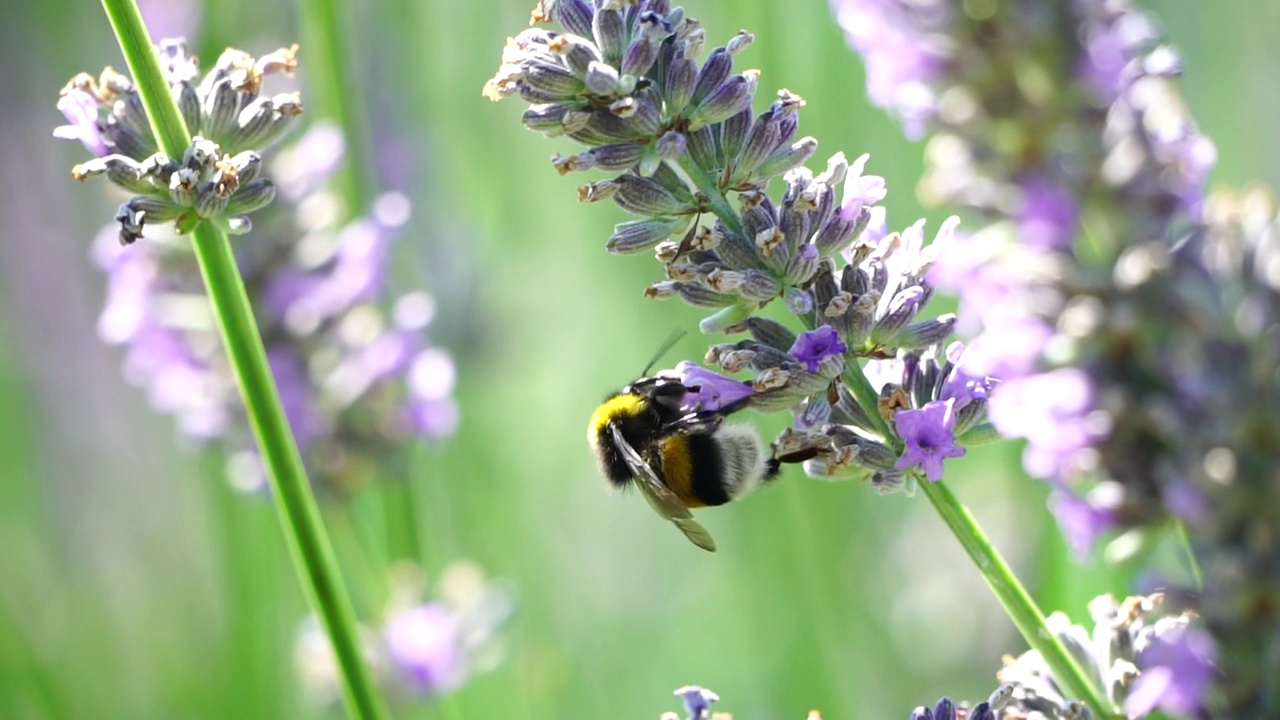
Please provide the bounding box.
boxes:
[997,593,1211,719]
[57,40,301,243]
[835,0,1280,712]
[488,1,994,498]
[94,122,460,494]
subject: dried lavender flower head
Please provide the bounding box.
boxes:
[57,39,303,243]
[95,122,460,495]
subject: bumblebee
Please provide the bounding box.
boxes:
[588,368,806,552]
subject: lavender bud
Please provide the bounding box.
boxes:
[720,108,752,165]
[895,314,957,350]
[228,150,263,184]
[737,269,780,301]
[784,286,812,314]
[613,175,689,216]
[620,13,665,78]
[784,244,820,285]
[755,136,818,180]
[736,112,782,177]
[578,179,620,203]
[690,47,731,107]
[954,408,992,441]
[645,280,734,308]
[552,0,594,37]
[522,103,585,136]
[115,195,181,244]
[698,303,754,334]
[847,294,876,347]
[223,178,275,215]
[685,126,718,172]
[621,98,662,136]
[523,61,586,99]
[664,57,698,117]
[201,77,238,142]
[553,142,644,174]
[194,185,231,219]
[725,29,754,56]
[606,216,685,253]
[584,61,621,96]
[168,167,199,206]
[691,71,757,129]
[712,224,765,270]
[175,82,201,135]
[655,131,687,162]
[741,316,797,351]
[592,7,626,64]
[555,35,603,77]
[871,286,925,345]
[813,205,867,257]
[71,155,151,194]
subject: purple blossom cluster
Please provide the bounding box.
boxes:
[835,0,1280,714]
[91,121,459,494]
[296,562,511,703]
[486,0,986,489]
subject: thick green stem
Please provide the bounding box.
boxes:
[918,479,1118,720]
[97,3,389,719]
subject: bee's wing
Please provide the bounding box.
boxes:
[609,424,717,552]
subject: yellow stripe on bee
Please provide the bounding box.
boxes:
[588,393,646,440]
[659,436,704,508]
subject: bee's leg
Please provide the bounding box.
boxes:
[764,448,820,480]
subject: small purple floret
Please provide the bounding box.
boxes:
[54,89,110,157]
[673,685,720,720]
[1125,625,1216,717]
[894,398,965,481]
[788,325,847,373]
[675,360,754,412]
[384,603,465,695]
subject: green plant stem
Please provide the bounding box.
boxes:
[840,363,893,440]
[918,479,1118,720]
[297,0,377,210]
[675,154,744,239]
[97,2,389,719]
[1173,519,1204,591]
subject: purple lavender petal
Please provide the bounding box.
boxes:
[384,603,466,694]
[831,0,951,139]
[1016,172,1077,250]
[788,325,847,373]
[675,360,754,412]
[1048,488,1118,558]
[893,398,965,481]
[838,153,888,223]
[673,685,720,720]
[1125,626,1216,717]
[989,369,1095,481]
[54,89,110,157]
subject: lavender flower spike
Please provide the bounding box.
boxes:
[57,40,301,243]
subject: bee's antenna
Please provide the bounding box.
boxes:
[640,329,687,377]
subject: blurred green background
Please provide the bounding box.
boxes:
[2,1,1277,718]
